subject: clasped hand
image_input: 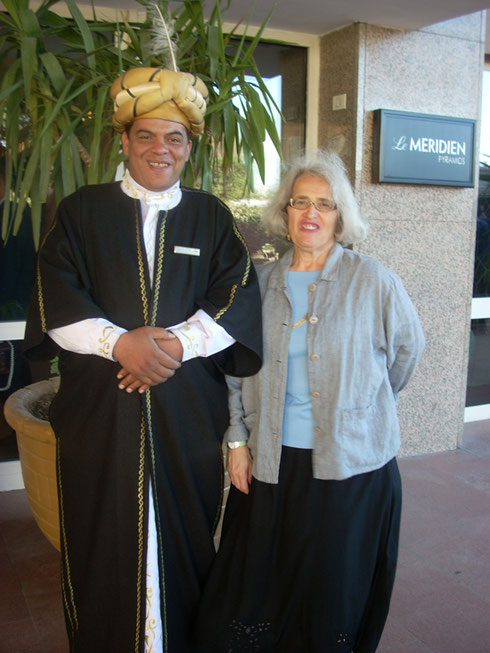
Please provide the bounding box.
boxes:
[113,326,183,394]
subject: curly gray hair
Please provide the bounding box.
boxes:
[262,150,368,245]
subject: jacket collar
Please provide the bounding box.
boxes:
[268,241,344,289]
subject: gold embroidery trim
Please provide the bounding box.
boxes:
[214,283,237,322]
[135,410,146,653]
[36,221,56,333]
[57,438,79,634]
[178,326,199,357]
[135,201,149,325]
[36,264,47,333]
[98,325,115,356]
[135,203,170,651]
[213,222,250,322]
[232,221,251,287]
[150,211,168,327]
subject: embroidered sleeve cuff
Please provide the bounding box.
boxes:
[48,318,127,361]
[100,324,128,360]
[168,309,235,362]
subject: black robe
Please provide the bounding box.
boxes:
[24,183,263,652]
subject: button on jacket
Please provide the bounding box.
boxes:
[225,242,425,482]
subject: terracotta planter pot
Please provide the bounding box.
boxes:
[4,378,60,551]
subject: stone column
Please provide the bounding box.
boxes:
[318,12,486,454]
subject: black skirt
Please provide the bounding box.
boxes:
[194,446,401,653]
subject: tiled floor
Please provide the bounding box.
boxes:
[0,421,489,653]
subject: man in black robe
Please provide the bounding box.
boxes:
[24,67,262,652]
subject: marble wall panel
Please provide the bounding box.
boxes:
[361,25,482,118]
[360,218,474,453]
[318,24,360,181]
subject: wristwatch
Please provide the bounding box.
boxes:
[226,440,247,449]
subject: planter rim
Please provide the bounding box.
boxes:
[3,377,59,443]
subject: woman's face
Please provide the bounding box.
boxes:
[286,173,339,257]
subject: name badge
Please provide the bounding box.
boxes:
[174,246,200,257]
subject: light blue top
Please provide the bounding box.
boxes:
[282,271,320,449]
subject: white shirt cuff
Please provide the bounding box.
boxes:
[48,318,127,360]
[48,309,235,364]
[168,309,236,362]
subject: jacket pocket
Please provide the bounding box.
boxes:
[336,402,392,467]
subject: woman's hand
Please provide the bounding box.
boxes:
[227,446,253,494]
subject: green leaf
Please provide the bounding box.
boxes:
[29,179,42,247]
[263,109,282,157]
[36,6,70,29]
[40,52,67,94]
[38,78,76,136]
[20,36,37,103]
[13,145,40,236]
[207,25,220,79]
[223,101,236,163]
[19,7,42,37]
[4,94,21,169]
[1,155,16,241]
[118,20,143,63]
[0,9,19,30]
[235,8,274,69]
[38,126,54,203]
[1,0,23,21]
[246,85,266,141]
[70,132,86,189]
[60,136,76,197]
[250,65,283,117]
[101,133,124,184]
[0,79,22,104]
[236,111,264,182]
[64,0,96,71]
[87,86,109,184]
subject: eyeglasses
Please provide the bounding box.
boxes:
[288,197,337,212]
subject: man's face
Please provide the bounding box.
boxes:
[121,118,192,192]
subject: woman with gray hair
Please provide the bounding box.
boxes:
[196,150,425,652]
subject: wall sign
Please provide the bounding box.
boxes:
[373,109,475,187]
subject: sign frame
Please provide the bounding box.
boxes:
[373,109,476,187]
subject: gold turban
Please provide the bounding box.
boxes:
[110,68,209,137]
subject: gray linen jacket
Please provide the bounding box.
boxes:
[224,242,425,482]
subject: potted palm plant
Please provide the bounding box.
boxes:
[1,0,282,548]
[0,0,281,245]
